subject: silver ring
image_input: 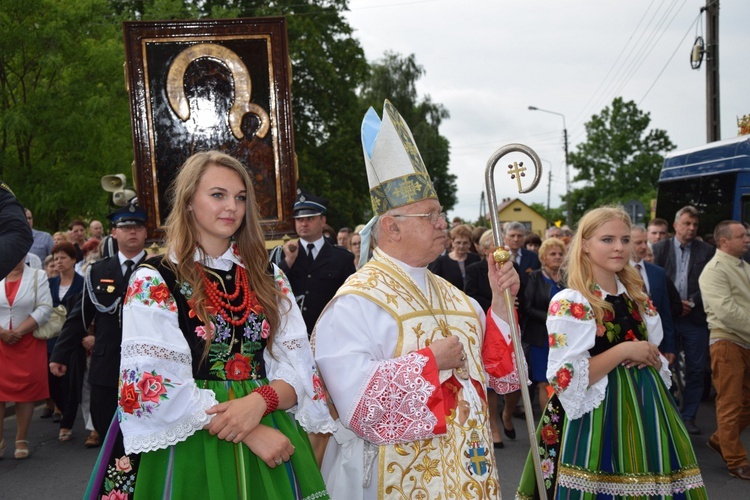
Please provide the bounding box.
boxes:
[274,458,283,466]
[228,433,236,440]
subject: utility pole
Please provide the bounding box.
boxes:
[528,106,570,225]
[547,169,551,212]
[705,0,720,142]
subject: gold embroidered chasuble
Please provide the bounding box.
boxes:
[334,250,501,499]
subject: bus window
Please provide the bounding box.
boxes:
[655,172,735,235]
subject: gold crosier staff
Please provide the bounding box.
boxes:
[484,144,547,499]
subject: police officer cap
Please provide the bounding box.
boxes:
[107,202,147,228]
[293,188,327,219]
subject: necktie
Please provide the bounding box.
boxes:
[635,263,647,294]
[306,244,315,267]
[123,259,134,285]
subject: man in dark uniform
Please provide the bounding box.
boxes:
[0,180,33,280]
[50,202,148,438]
[280,189,356,335]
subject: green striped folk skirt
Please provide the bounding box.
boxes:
[517,365,707,499]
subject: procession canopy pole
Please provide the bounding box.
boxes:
[484,144,547,499]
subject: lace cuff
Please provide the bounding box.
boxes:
[348,352,438,445]
[555,357,606,420]
[657,354,672,388]
[122,387,218,454]
[488,351,526,394]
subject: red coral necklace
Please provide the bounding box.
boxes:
[199,265,252,326]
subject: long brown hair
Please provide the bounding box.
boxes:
[563,206,649,322]
[163,151,287,360]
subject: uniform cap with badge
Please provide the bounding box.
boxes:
[292,189,328,219]
[107,201,147,228]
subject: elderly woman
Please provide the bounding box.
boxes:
[47,242,86,443]
[0,258,53,459]
[428,224,480,289]
[522,237,566,410]
[465,229,525,447]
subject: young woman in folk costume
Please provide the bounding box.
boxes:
[517,207,707,499]
[86,151,333,499]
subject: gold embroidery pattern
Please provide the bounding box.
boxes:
[334,250,500,498]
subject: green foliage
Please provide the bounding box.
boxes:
[359,52,457,212]
[529,202,565,226]
[566,97,675,225]
[1,0,456,233]
[1,0,130,231]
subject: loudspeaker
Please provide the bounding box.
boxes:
[112,188,137,207]
[101,174,127,192]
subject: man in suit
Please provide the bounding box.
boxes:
[50,202,148,438]
[504,221,541,283]
[652,206,716,434]
[631,226,679,364]
[281,189,355,335]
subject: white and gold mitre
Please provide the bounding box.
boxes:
[361,99,438,216]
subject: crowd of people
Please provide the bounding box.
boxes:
[1,98,746,499]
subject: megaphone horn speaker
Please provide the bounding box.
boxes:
[101,174,127,192]
[112,188,137,207]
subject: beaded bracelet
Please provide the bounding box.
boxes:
[253,385,279,416]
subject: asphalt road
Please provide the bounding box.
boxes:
[1,400,748,498]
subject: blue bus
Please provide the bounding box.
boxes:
[656,135,750,236]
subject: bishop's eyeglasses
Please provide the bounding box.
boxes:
[391,209,447,226]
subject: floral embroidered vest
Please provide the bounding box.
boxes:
[143,258,269,382]
[335,251,501,499]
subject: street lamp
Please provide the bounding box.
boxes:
[528,106,570,224]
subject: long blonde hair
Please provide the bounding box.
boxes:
[563,206,648,322]
[163,151,286,359]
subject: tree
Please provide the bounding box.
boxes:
[566,97,675,223]
[1,0,130,231]
[529,202,565,227]
[359,52,457,212]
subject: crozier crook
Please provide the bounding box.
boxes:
[485,143,547,499]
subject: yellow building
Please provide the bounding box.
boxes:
[495,198,549,236]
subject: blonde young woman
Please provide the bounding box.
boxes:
[87,151,333,499]
[517,207,707,499]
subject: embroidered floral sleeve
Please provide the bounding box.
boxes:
[119,266,218,454]
[348,351,439,445]
[263,265,336,434]
[545,289,606,420]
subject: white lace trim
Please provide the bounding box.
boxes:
[488,351,525,394]
[559,357,605,420]
[349,352,438,445]
[280,338,304,351]
[121,342,191,365]
[122,388,218,454]
[558,465,704,496]
[302,491,329,500]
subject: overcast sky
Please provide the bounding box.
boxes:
[344,0,749,223]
